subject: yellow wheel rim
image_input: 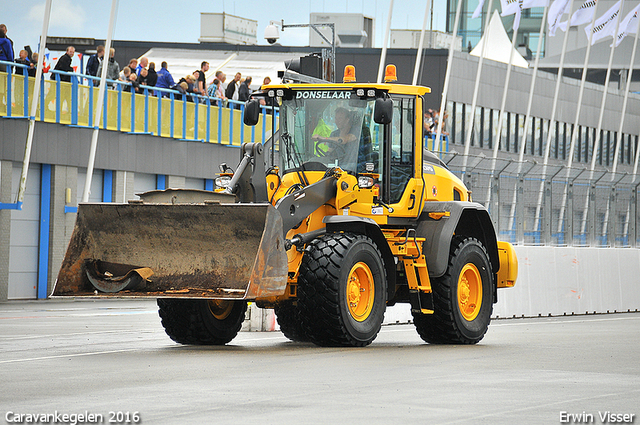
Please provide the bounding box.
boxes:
[347,262,375,322]
[457,263,482,321]
[207,299,234,320]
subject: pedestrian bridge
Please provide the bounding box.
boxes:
[0,62,275,146]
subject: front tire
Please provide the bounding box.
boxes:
[413,236,493,344]
[157,298,247,345]
[297,233,387,347]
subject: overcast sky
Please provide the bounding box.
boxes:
[3,0,449,55]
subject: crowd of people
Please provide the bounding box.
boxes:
[424,108,449,142]
[0,28,268,107]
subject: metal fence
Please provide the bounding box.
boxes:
[441,152,640,247]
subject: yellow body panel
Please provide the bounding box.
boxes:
[496,241,518,288]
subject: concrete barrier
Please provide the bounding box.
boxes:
[246,247,640,331]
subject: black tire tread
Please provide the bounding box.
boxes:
[275,301,309,342]
[157,298,247,345]
[412,236,493,344]
[297,233,386,347]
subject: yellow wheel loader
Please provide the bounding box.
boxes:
[53,65,518,347]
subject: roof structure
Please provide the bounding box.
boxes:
[141,47,306,90]
[470,10,529,69]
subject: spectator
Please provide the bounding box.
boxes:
[86,45,105,85]
[52,46,75,82]
[259,76,272,108]
[135,57,148,75]
[14,49,29,75]
[0,27,14,74]
[195,61,209,97]
[97,48,120,87]
[155,61,176,97]
[123,72,139,93]
[126,58,137,75]
[225,72,241,108]
[119,66,131,86]
[238,76,252,102]
[0,24,14,59]
[28,52,38,78]
[147,62,157,87]
[214,70,226,86]
[137,67,149,90]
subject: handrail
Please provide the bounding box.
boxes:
[0,59,277,146]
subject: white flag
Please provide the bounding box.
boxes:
[501,0,523,30]
[501,0,521,16]
[614,4,640,46]
[548,0,570,36]
[585,1,621,45]
[472,0,485,19]
[558,0,597,30]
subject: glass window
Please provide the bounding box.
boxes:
[389,96,415,204]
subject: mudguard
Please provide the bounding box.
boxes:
[416,201,500,278]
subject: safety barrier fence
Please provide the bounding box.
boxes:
[442,152,640,247]
[0,61,276,146]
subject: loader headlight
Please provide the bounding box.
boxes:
[358,176,375,189]
[215,176,232,188]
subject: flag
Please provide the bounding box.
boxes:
[548,0,570,36]
[472,0,485,18]
[613,4,640,46]
[501,0,523,30]
[585,1,621,45]
[558,0,597,31]
[472,0,485,19]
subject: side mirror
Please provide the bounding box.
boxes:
[374,97,393,125]
[243,99,261,126]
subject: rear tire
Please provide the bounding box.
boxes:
[297,233,387,347]
[413,236,493,344]
[157,298,247,345]
[275,301,309,342]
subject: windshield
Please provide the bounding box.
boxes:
[280,91,380,175]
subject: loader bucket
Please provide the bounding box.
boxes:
[53,196,288,300]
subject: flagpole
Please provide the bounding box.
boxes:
[462,0,495,173]
[509,2,550,232]
[15,0,53,207]
[620,13,640,240]
[599,0,625,242]
[377,0,395,83]
[532,0,576,232]
[555,0,600,237]
[82,0,119,202]
[434,0,462,152]
[412,0,433,86]
[484,18,520,208]
[433,0,464,153]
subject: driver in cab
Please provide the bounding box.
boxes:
[311,107,359,169]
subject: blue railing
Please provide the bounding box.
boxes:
[0,60,277,146]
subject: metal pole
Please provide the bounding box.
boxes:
[532,0,576,231]
[508,2,549,231]
[484,21,520,207]
[433,0,464,153]
[556,0,600,234]
[583,0,624,236]
[377,0,395,83]
[462,0,495,172]
[82,0,119,203]
[412,0,433,86]
[15,0,53,206]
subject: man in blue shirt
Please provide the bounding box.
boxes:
[155,61,176,97]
